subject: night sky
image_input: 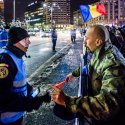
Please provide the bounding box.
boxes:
[72,0,100,11]
[4,0,100,23]
[4,0,34,22]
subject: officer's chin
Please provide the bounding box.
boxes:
[25,47,28,51]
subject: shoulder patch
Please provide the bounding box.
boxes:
[0,66,9,78]
[0,63,9,67]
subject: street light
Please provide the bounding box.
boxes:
[43,2,60,29]
[25,16,31,30]
[13,0,15,23]
[43,3,55,27]
[50,6,53,27]
[50,7,52,23]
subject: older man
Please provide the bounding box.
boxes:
[0,27,51,125]
[52,25,125,125]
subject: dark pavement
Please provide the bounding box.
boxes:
[25,36,70,78]
[23,38,83,125]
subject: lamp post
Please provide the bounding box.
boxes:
[50,7,53,28]
[25,16,30,30]
[13,0,15,23]
[43,2,60,29]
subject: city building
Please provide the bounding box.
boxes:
[45,0,71,27]
[25,0,73,30]
[25,1,46,29]
[74,0,125,27]
[102,0,125,26]
[0,0,4,26]
[0,0,4,18]
[73,10,84,28]
[0,0,4,11]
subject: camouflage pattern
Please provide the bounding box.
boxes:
[65,40,125,124]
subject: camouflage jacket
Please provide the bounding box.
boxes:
[65,40,125,124]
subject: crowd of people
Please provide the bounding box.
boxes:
[0,24,125,125]
[106,25,125,57]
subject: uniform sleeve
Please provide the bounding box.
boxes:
[0,54,16,94]
[72,67,80,77]
[65,60,125,121]
[72,65,88,77]
[1,32,8,41]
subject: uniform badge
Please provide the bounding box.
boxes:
[0,64,9,79]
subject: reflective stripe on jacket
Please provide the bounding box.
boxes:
[0,31,8,48]
[0,49,27,124]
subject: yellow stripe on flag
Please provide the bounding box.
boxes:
[89,5,101,18]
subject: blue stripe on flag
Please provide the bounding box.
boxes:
[80,5,92,22]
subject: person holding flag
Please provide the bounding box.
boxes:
[51,25,125,125]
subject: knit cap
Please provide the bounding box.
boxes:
[8,27,29,45]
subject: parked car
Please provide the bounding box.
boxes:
[40,31,50,37]
[28,28,40,36]
[28,29,35,36]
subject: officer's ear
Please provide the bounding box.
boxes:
[95,39,103,47]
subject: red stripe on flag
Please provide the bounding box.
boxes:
[96,4,106,15]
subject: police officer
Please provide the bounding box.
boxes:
[52,25,125,125]
[51,28,57,52]
[0,25,10,48]
[70,29,76,43]
[0,27,51,125]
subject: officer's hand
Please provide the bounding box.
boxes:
[31,92,51,111]
[66,73,74,83]
[41,92,51,103]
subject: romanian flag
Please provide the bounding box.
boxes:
[80,4,106,22]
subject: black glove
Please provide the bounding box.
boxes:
[27,83,33,97]
[40,92,51,103]
[31,92,51,110]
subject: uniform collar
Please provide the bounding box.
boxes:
[6,45,25,58]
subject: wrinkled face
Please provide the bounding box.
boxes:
[14,37,31,52]
[84,27,98,52]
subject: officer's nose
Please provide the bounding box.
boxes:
[28,40,31,45]
[27,39,31,45]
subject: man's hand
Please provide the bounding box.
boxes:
[66,73,74,82]
[51,85,66,107]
